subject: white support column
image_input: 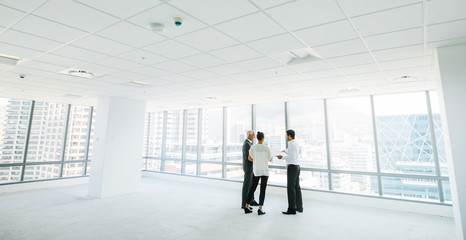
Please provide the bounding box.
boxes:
[437,43,466,240]
[88,97,146,198]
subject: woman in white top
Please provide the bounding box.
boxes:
[244,131,272,215]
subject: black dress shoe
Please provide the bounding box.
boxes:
[297,209,303,213]
[241,206,253,210]
[282,210,296,215]
[244,207,253,214]
[250,201,259,206]
[258,209,266,215]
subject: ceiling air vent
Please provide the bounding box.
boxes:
[286,48,323,65]
[60,68,100,79]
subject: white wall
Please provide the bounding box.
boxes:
[437,43,466,240]
[88,97,146,198]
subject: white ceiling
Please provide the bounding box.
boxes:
[0,0,466,110]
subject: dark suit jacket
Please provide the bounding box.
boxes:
[242,139,253,172]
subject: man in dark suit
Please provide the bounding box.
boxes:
[242,130,259,209]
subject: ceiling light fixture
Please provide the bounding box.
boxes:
[60,68,99,79]
[392,75,419,82]
[0,53,21,66]
[338,87,360,93]
[286,48,322,65]
[130,80,150,86]
[148,23,165,32]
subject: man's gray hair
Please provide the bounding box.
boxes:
[246,130,255,136]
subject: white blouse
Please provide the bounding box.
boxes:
[249,144,272,176]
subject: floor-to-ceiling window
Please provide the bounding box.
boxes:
[143,90,451,204]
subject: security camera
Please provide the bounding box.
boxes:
[19,74,25,79]
[173,17,183,26]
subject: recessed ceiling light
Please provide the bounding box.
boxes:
[338,87,360,93]
[203,96,220,101]
[392,75,419,82]
[286,48,322,65]
[0,53,21,66]
[130,80,150,86]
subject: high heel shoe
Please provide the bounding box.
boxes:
[258,209,266,215]
[244,207,252,214]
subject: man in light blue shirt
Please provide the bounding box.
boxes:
[277,129,303,215]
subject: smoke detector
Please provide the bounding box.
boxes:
[60,68,100,79]
[392,75,419,82]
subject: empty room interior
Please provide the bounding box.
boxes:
[1,0,466,239]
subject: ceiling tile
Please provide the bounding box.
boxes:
[96,21,167,48]
[127,4,207,38]
[108,71,149,81]
[339,63,380,75]
[143,40,200,59]
[12,15,88,43]
[0,42,42,59]
[235,57,281,71]
[327,52,375,68]
[224,72,263,81]
[33,0,119,32]
[117,49,169,65]
[337,0,420,17]
[0,29,63,52]
[75,0,161,19]
[72,35,133,56]
[365,27,423,51]
[266,0,345,31]
[250,0,296,9]
[0,5,25,28]
[181,70,219,80]
[287,60,332,73]
[379,57,426,71]
[6,66,52,78]
[51,45,108,62]
[18,60,66,72]
[175,28,239,52]
[170,0,258,25]
[159,74,194,84]
[293,20,358,47]
[247,33,306,55]
[372,45,424,62]
[427,0,466,25]
[209,44,262,63]
[313,39,367,58]
[352,3,422,36]
[427,19,466,43]
[206,64,248,75]
[0,0,47,12]
[131,66,171,77]
[215,12,285,42]
[97,57,144,70]
[155,61,197,73]
[178,54,226,69]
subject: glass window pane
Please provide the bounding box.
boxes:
[226,105,251,163]
[429,91,449,176]
[27,102,68,163]
[268,167,287,186]
[256,103,286,166]
[164,160,181,173]
[23,164,61,180]
[146,158,161,171]
[199,163,222,178]
[186,109,198,161]
[87,108,96,163]
[62,162,84,177]
[185,161,197,175]
[332,173,379,195]
[374,92,436,176]
[0,98,31,164]
[327,97,377,172]
[64,106,90,161]
[200,108,223,162]
[382,176,439,201]
[301,171,329,190]
[0,166,22,183]
[443,180,452,203]
[288,100,327,169]
[86,162,91,176]
[143,112,163,158]
[165,111,183,160]
[225,164,243,180]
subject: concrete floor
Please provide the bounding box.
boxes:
[0,174,456,240]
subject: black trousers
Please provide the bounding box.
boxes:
[287,165,303,212]
[247,175,269,206]
[242,170,254,207]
